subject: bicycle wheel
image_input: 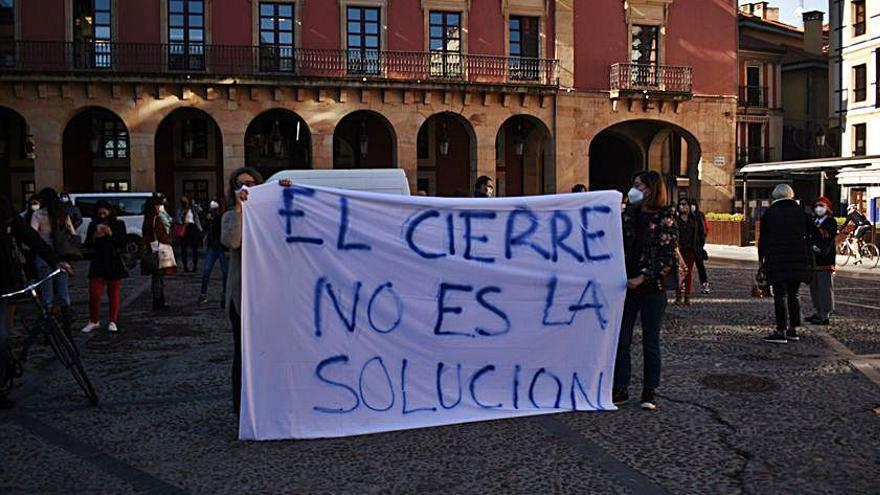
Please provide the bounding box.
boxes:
[838,243,851,266]
[41,316,99,406]
[861,243,880,268]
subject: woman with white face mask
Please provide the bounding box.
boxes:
[807,197,837,325]
[614,171,679,411]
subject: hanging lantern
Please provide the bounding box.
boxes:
[514,123,525,157]
[815,127,826,148]
[270,120,285,158]
[358,120,369,158]
[89,118,101,155]
[182,120,195,158]
[24,134,36,159]
[439,120,450,157]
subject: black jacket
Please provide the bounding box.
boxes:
[84,218,129,280]
[758,199,814,284]
[813,215,837,270]
[204,211,226,251]
[676,213,706,253]
[1,195,59,294]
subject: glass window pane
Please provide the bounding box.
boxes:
[365,36,378,48]
[189,29,203,41]
[190,15,203,27]
[430,12,441,24]
[348,8,361,20]
[430,26,442,38]
[449,14,460,25]
[279,32,292,45]
[170,1,184,13]
[170,14,184,27]
[447,26,459,39]
[511,19,520,30]
[261,32,274,44]
[430,39,442,50]
[279,18,293,31]
[95,27,110,40]
[348,35,361,47]
[447,39,460,52]
[95,12,110,25]
[365,9,378,21]
[188,0,203,13]
[260,4,273,16]
[365,23,378,34]
[348,21,361,34]
[279,5,292,17]
[261,18,274,30]
[510,31,520,42]
[96,0,110,9]
[169,28,185,40]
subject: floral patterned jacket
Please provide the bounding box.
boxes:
[622,204,679,291]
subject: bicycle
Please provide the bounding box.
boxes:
[837,233,880,268]
[1,269,99,406]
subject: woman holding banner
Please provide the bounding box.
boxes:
[613,170,678,411]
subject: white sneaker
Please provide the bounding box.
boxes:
[81,321,101,333]
[107,322,118,333]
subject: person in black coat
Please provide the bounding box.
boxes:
[80,201,128,334]
[758,184,814,343]
[1,194,72,409]
[807,197,837,325]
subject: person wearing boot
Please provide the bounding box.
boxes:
[30,188,77,336]
[142,195,175,310]
[674,198,704,305]
[1,194,73,409]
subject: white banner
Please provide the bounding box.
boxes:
[240,184,627,440]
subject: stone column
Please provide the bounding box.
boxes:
[474,124,497,189]
[555,0,575,88]
[128,132,155,192]
[311,132,334,169]
[31,119,63,191]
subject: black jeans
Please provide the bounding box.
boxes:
[695,250,708,284]
[151,272,164,301]
[229,305,242,417]
[771,282,801,331]
[180,224,200,271]
[614,289,667,391]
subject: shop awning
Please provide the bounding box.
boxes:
[837,164,880,186]
[738,155,880,175]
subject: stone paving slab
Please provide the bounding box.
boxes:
[1,259,879,494]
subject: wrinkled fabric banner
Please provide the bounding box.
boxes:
[240,183,627,440]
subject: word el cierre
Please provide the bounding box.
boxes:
[278,186,613,264]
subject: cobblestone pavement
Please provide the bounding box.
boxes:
[2,258,879,494]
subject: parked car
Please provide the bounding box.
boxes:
[70,192,153,269]
[267,168,411,195]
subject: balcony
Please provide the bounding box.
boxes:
[738,85,768,108]
[609,63,692,100]
[0,41,559,88]
[736,146,774,167]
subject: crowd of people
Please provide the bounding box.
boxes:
[0,171,866,415]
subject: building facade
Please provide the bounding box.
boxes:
[0,0,736,213]
[831,0,880,217]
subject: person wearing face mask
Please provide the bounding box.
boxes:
[473,176,494,198]
[81,201,128,333]
[674,198,705,305]
[174,194,203,273]
[143,194,176,310]
[199,198,228,307]
[806,197,836,326]
[613,170,678,411]
[758,184,814,343]
[689,198,711,294]
[30,188,78,336]
[59,192,83,230]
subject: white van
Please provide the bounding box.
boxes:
[70,192,154,267]
[267,168,410,195]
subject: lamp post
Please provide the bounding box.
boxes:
[439,120,449,157]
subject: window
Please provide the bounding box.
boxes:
[876,49,880,108]
[101,118,128,159]
[631,24,659,86]
[73,0,112,68]
[0,0,14,68]
[346,6,380,75]
[168,0,205,71]
[745,66,763,106]
[429,11,461,78]
[182,179,209,205]
[21,180,34,203]
[259,2,295,72]
[102,180,129,192]
[509,16,539,81]
[853,0,866,37]
[853,64,866,102]
[853,123,866,156]
[747,123,764,163]
[181,119,208,159]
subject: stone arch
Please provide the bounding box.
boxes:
[62,106,131,193]
[333,110,397,169]
[495,114,554,196]
[244,108,312,178]
[0,106,35,208]
[416,112,477,197]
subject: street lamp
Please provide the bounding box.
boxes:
[439,120,450,157]
[358,120,369,158]
[270,120,285,158]
[514,123,525,157]
[89,118,101,156]
[182,120,195,158]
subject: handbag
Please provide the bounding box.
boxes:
[171,223,186,240]
[152,240,177,270]
[52,229,83,261]
[752,268,771,298]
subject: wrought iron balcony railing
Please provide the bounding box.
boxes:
[0,41,559,87]
[738,85,768,108]
[736,146,774,166]
[609,63,692,95]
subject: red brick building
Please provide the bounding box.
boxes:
[0,0,736,212]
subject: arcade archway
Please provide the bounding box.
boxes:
[0,107,35,208]
[495,115,553,196]
[245,109,311,178]
[333,110,396,169]
[63,107,130,193]
[416,112,476,197]
[155,108,224,209]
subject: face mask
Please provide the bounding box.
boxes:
[60,196,69,203]
[814,206,826,216]
[209,201,219,210]
[627,187,644,205]
[30,204,40,211]
[690,205,696,213]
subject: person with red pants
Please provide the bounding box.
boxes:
[81,201,128,333]
[674,197,705,305]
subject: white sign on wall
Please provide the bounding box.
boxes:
[239,184,627,440]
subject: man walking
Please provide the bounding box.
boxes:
[758,184,814,343]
